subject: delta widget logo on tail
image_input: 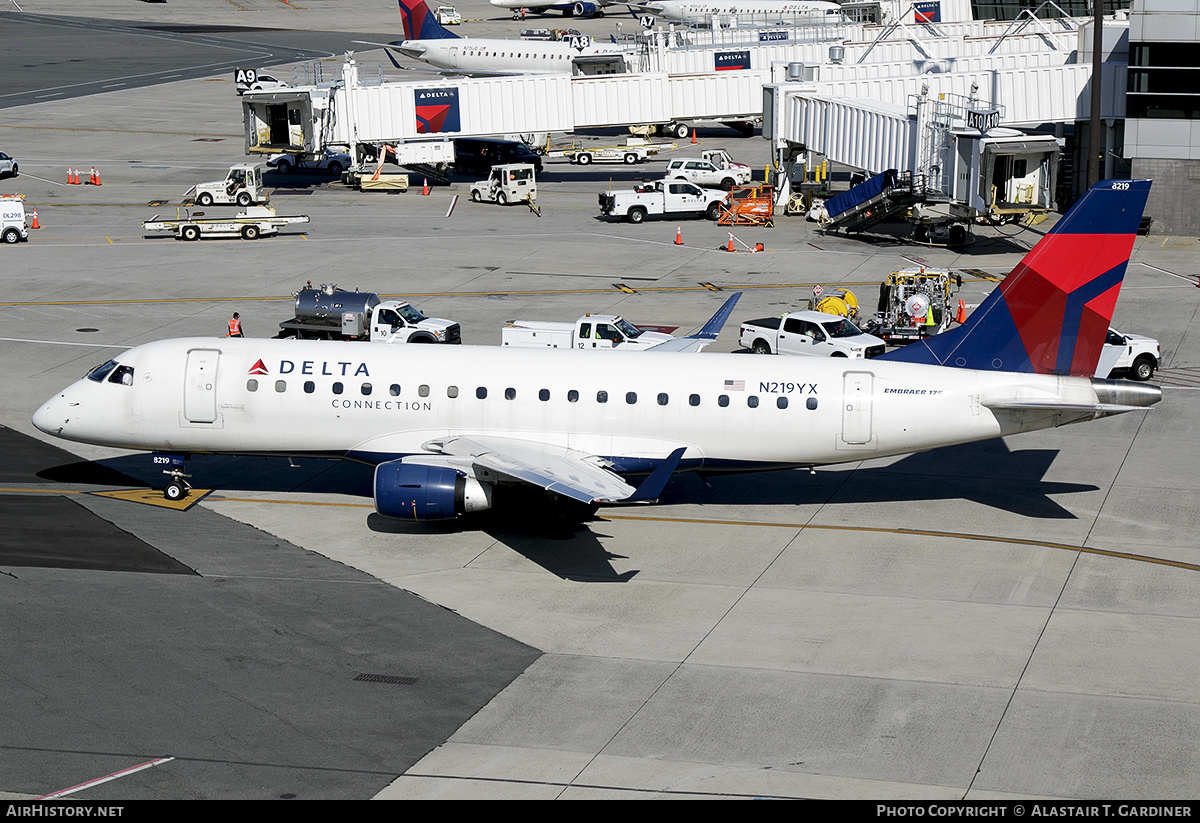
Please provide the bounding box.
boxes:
[415,88,461,134]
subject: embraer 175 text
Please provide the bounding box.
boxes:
[381,0,628,74]
[34,181,1160,523]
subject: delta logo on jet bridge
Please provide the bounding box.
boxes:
[915,1,941,22]
[415,88,461,134]
[715,50,751,71]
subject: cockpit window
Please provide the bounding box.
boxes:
[108,365,135,386]
[86,360,118,382]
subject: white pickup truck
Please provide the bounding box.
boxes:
[739,310,887,359]
[1098,328,1160,381]
[503,314,674,350]
[598,179,725,224]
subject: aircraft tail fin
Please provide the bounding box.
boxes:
[398,0,459,40]
[879,179,1151,376]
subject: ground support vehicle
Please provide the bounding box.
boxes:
[867,269,962,345]
[276,283,461,343]
[267,147,351,175]
[561,142,657,166]
[502,314,674,350]
[717,184,775,227]
[142,206,308,241]
[1098,328,1160,381]
[739,310,886,358]
[435,5,461,24]
[185,163,268,207]
[1,194,30,244]
[234,69,289,95]
[666,156,752,191]
[0,152,17,178]
[598,179,724,224]
[470,164,537,205]
[814,289,860,323]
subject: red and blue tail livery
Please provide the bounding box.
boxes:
[399,0,459,40]
[881,179,1152,376]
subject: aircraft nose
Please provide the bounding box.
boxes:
[32,394,68,436]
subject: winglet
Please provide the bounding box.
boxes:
[691,291,743,340]
[623,447,686,503]
[879,179,1151,377]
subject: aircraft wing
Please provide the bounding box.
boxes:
[646,292,742,353]
[415,435,686,504]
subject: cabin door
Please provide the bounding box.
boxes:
[184,349,220,423]
[840,371,874,445]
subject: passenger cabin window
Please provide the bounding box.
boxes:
[390,384,401,396]
[333,382,343,395]
[361,383,372,396]
[247,379,258,392]
[505,387,516,400]
[539,389,550,401]
[657,393,669,406]
[476,387,487,399]
[806,397,818,410]
[689,394,700,406]
[747,396,759,408]
[626,392,637,404]
[777,397,788,409]
[419,385,430,397]
[718,395,730,407]
[567,390,579,403]
[596,390,608,404]
[304,381,315,394]
[447,386,459,398]
[275,380,287,393]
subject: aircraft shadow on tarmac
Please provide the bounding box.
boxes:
[29,438,1090,580]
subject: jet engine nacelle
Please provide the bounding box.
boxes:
[374,460,493,521]
[571,2,601,17]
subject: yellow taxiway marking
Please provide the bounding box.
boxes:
[90,488,212,510]
[0,279,1001,308]
[200,496,1200,574]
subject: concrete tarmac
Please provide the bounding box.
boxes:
[2,0,1200,801]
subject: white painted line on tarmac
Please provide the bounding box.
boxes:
[0,337,131,349]
[38,757,175,799]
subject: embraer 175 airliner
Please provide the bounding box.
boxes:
[383,0,629,75]
[34,181,1159,523]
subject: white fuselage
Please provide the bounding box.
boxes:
[395,37,628,74]
[33,338,1104,472]
[640,0,843,22]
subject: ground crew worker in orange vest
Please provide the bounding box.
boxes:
[228,312,244,337]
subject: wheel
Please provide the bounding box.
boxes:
[276,159,292,174]
[164,481,187,501]
[181,225,201,241]
[497,191,508,206]
[471,190,482,202]
[948,224,967,246]
[236,192,253,207]
[241,225,260,240]
[913,223,930,243]
[752,340,771,355]
[577,152,593,165]
[1132,356,1156,381]
[2,227,20,244]
[721,177,735,192]
[623,153,637,165]
[328,162,342,175]
[627,207,646,224]
[705,201,720,221]
[196,192,214,206]
[673,122,689,139]
[9,163,16,177]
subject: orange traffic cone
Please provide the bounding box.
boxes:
[66,168,72,184]
[956,299,966,324]
[422,178,429,196]
[89,167,98,185]
[674,225,682,245]
[726,232,735,252]
[690,128,697,145]
[73,168,81,185]
[94,167,102,186]
[30,209,40,229]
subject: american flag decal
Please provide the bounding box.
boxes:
[724,379,745,391]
